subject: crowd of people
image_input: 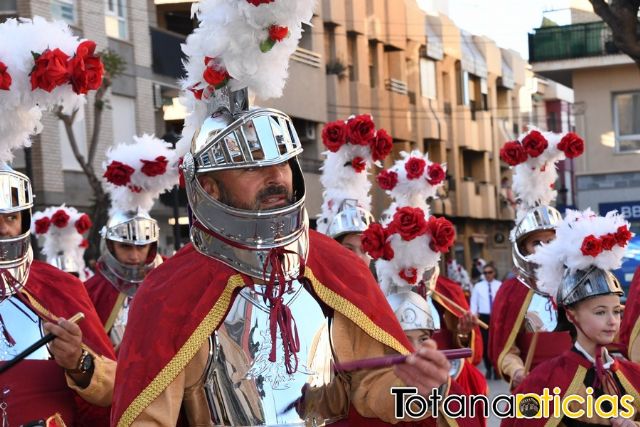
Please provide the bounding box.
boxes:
[0,2,638,427]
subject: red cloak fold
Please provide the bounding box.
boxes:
[619,265,640,359]
[84,266,121,330]
[501,350,640,427]
[112,230,415,426]
[20,260,116,427]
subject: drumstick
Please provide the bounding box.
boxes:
[0,312,85,375]
[432,289,489,329]
[333,348,473,373]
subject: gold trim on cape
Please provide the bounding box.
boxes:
[104,292,127,333]
[628,318,640,361]
[543,365,587,427]
[497,288,533,380]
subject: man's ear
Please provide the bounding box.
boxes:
[198,174,220,200]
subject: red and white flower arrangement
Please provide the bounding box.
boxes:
[529,208,633,300]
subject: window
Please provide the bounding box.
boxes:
[299,22,312,50]
[105,0,128,40]
[455,61,469,106]
[51,0,76,25]
[613,91,640,152]
[368,41,377,88]
[0,0,16,20]
[419,57,437,100]
[347,33,357,82]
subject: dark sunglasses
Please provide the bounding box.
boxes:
[483,270,495,275]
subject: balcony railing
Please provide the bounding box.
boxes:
[150,26,187,79]
[384,78,408,95]
[291,47,322,68]
[528,21,623,62]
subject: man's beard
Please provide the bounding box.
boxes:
[218,182,294,210]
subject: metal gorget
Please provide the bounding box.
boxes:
[202,280,345,426]
[524,290,558,333]
[0,295,47,361]
[99,254,163,297]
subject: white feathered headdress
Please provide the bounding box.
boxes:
[31,205,92,279]
[175,0,316,157]
[362,150,454,294]
[0,17,104,163]
[102,134,179,215]
[316,114,393,234]
[447,259,473,292]
[499,127,585,224]
[529,208,632,301]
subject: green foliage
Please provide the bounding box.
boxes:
[99,49,127,78]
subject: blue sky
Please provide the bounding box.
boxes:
[445,0,573,59]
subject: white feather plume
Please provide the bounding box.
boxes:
[103,134,180,215]
[529,208,632,299]
[447,260,473,291]
[0,17,91,163]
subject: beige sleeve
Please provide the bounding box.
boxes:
[499,343,525,381]
[65,355,116,406]
[332,312,445,424]
[130,341,212,426]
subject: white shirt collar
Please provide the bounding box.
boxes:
[575,341,614,369]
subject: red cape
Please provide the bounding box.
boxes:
[112,230,415,426]
[433,276,484,366]
[20,260,116,427]
[501,350,640,427]
[488,277,572,381]
[85,266,123,332]
[620,265,640,359]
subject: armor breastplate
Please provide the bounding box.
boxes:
[0,296,47,361]
[524,291,558,333]
[203,280,344,426]
[109,296,132,348]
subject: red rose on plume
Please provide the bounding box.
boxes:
[103,161,135,186]
[79,239,89,248]
[30,48,71,92]
[427,216,456,253]
[68,40,104,94]
[351,157,366,173]
[405,157,426,180]
[347,115,376,146]
[361,223,393,260]
[399,268,418,285]
[268,25,289,42]
[370,129,393,162]
[34,217,51,235]
[522,130,548,158]
[128,185,143,193]
[601,233,616,251]
[247,0,275,5]
[0,62,11,90]
[203,58,230,88]
[557,132,584,159]
[51,209,70,228]
[581,235,603,257]
[426,163,445,185]
[377,170,398,191]
[74,214,92,234]
[500,141,528,166]
[615,225,632,246]
[389,207,428,241]
[321,120,347,152]
[189,86,204,100]
[141,156,168,177]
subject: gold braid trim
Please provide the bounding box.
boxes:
[304,267,410,355]
[544,365,587,427]
[21,289,56,321]
[616,368,640,407]
[497,288,533,380]
[117,274,246,427]
[628,318,640,361]
[104,293,127,333]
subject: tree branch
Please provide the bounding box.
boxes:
[589,0,618,27]
[87,77,110,166]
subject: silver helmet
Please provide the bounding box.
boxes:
[51,252,80,276]
[323,199,374,240]
[512,205,562,292]
[99,209,161,290]
[557,266,624,307]
[182,89,308,281]
[387,291,441,332]
[0,163,33,296]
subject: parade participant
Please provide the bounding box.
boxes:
[503,209,640,427]
[316,114,393,266]
[447,259,473,297]
[84,134,177,350]
[111,1,451,426]
[367,151,487,401]
[489,128,585,389]
[619,267,640,363]
[0,17,116,426]
[32,205,93,280]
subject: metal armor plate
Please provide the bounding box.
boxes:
[0,296,47,361]
[203,280,344,426]
[524,292,558,333]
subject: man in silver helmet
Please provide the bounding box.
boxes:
[111,94,452,426]
[322,200,374,267]
[0,165,116,426]
[85,209,163,349]
[488,205,573,389]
